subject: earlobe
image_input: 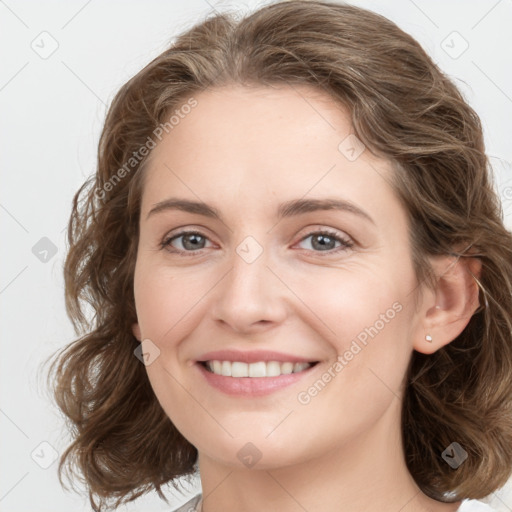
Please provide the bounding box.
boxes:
[414,255,482,355]
[132,322,142,342]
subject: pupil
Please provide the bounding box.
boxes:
[314,234,334,250]
[185,234,203,249]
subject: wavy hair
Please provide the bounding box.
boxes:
[45,0,512,510]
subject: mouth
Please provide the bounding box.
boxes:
[199,360,319,377]
[195,353,321,397]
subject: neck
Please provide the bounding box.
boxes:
[196,399,462,512]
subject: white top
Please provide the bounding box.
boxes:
[171,494,498,512]
[173,494,201,512]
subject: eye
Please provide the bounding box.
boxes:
[161,228,354,256]
[161,230,212,256]
[295,229,354,255]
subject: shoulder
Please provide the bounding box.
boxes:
[457,499,499,511]
[169,495,499,512]
[171,493,202,512]
[169,496,500,512]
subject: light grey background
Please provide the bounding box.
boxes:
[1,0,511,511]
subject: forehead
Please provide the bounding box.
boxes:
[140,84,397,221]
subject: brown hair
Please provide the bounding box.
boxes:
[45,0,512,510]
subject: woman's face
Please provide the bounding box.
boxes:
[132,84,425,469]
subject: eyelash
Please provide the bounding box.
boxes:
[160,228,354,257]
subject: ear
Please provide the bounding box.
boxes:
[413,254,482,355]
[132,322,142,342]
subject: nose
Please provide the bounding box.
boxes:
[209,239,288,335]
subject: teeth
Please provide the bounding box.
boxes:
[204,360,313,377]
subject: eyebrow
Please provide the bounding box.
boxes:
[146,197,375,225]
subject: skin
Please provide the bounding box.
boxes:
[131,84,481,512]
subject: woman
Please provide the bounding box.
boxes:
[47,1,512,511]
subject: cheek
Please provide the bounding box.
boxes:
[290,266,415,412]
[133,263,209,343]
[289,292,413,457]
[133,265,206,430]
[290,264,408,346]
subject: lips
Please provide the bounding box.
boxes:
[197,349,317,364]
[194,354,320,399]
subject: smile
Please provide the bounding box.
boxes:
[196,357,320,396]
[202,360,315,377]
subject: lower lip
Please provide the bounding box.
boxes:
[196,362,317,397]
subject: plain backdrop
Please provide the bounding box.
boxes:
[1,0,511,511]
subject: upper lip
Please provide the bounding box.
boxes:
[197,349,318,364]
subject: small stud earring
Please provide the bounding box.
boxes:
[425,334,433,343]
